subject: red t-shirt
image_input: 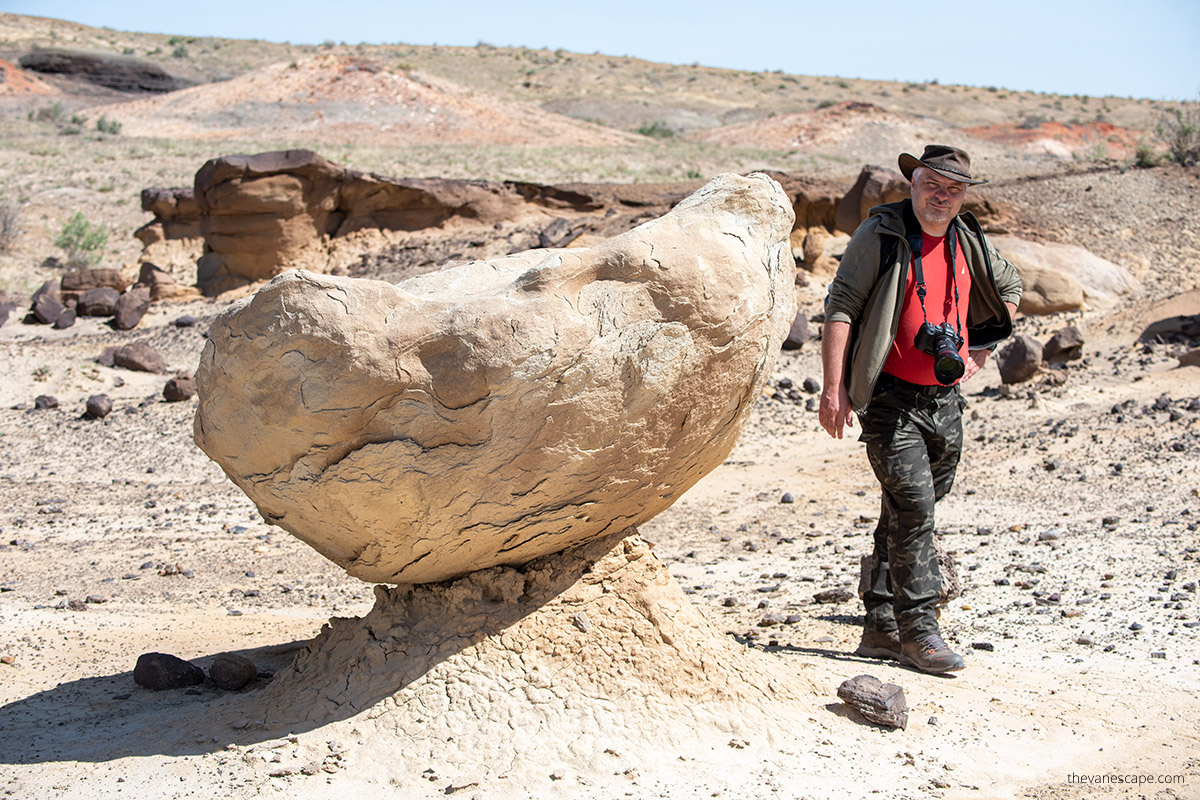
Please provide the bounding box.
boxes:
[882,231,971,386]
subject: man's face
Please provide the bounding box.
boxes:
[910,167,967,234]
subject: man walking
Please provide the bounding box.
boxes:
[819,145,1022,673]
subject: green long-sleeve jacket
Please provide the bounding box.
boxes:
[824,199,1023,413]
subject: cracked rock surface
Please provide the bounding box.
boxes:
[194,173,796,583]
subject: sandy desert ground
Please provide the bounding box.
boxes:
[1,14,1199,800]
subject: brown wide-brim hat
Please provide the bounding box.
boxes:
[899,144,988,185]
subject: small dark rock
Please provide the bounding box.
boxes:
[174,315,197,328]
[113,342,165,373]
[52,307,76,329]
[76,287,121,317]
[34,395,59,410]
[31,280,64,324]
[837,674,908,729]
[1129,622,1144,631]
[113,286,152,330]
[163,374,197,402]
[780,492,795,504]
[971,642,994,651]
[1043,326,1084,364]
[209,652,258,691]
[133,652,205,690]
[782,312,809,350]
[802,377,821,394]
[998,336,1043,384]
[813,588,853,604]
[84,394,113,420]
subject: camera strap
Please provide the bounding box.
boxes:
[910,222,962,337]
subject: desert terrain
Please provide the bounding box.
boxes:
[1,12,1199,800]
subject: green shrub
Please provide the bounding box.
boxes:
[54,212,108,268]
[636,122,674,139]
[1134,141,1162,168]
[96,115,122,134]
[172,44,188,58]
[1156,102,1200,166]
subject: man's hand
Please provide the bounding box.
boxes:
[963,348,989,381]
[820,319,855,439]
[819,384,854,439]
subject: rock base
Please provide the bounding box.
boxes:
[240,530,817,782]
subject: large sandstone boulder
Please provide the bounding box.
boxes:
[992,235,1139,314]
[195,173,796,584]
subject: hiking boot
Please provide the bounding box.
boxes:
[900,633,965,674]
[855,628,901,661]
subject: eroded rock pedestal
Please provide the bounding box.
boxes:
[235,531,815,783]
[195,173,796,584]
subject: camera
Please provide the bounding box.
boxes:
[914,322,965,385]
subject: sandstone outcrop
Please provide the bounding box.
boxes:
[195,173,796,584]
[992,235,1139,314]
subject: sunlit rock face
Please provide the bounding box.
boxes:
[194,173,795,584]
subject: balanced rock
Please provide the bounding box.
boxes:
[195,173,796,584]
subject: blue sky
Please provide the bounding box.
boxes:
[4,0,1198,100]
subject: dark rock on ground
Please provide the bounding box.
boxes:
[837,674,908,729]
[113,286,152,330]
[113,342,165,373]
[814,588,853,604]
[1044,326,1084,363]
[51,307,76,329]
[61,268,128,297]
[998,335,1044,384]
[209,652,257,691]
[163,375,197,402]
[85,395,113,420]
[32,284,65,326]
[76,287,121,317]
[132,652,205,690]
[33,395,58,410]
[782,312,809,350]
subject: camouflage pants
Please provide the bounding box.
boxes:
[858,375,964,639]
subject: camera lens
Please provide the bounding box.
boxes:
[932,336,965,385]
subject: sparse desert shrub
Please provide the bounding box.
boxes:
[816,99,837,109]
[1156,101,1200,166]
[95,115,122,135]
[1134,141,1162,168]
[172,44,189,59]
[54,212,108,268]
[1018,114,1048,130]
[636,122,674,139]
[28,101,65,124]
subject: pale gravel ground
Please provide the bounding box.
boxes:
[1,93,1199,798]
